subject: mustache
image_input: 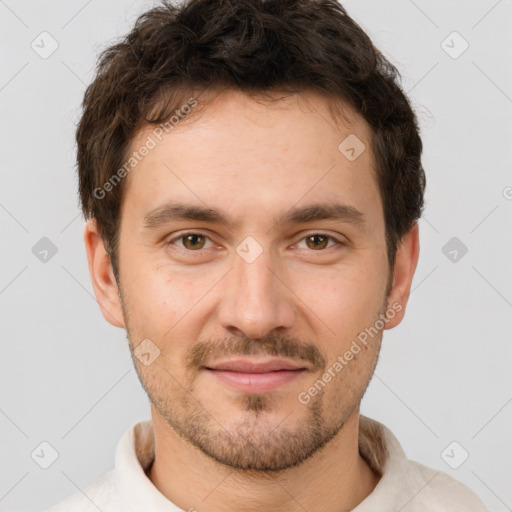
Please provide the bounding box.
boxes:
[185,334,327,372]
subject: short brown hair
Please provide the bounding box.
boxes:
[77,0,425,279]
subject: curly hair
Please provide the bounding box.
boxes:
[77,0,425,278]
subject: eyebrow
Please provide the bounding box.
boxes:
[143,201,366,230]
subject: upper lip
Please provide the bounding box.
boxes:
[205,358,307,373]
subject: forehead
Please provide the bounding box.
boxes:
[120,88,383,233]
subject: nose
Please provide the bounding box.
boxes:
[216,243,296,339]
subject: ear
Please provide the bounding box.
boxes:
[84,219,125,328]
[384,221,420,329]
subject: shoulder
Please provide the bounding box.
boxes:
[44,470,121,512]
[405,460,489,511]
[44,419,154,512]
[358,416,489,511]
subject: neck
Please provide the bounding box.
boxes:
[148,407,380,512]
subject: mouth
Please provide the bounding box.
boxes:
[204,358,308,393]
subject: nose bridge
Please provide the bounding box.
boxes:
[217,240,295,338]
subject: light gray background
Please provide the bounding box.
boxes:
[1,0,511,510]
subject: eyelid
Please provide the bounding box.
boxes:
[168,231,345,251]
[168,231,216,250]
[294,232,345,250]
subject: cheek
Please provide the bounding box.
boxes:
[130,258,181,306]
[126,266,214,342]
[294,260,385,320]
[288,264,387,369]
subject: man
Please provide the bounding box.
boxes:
[47,0,488,510]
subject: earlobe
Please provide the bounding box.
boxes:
[83,220,125,328]
[384,222,420,329]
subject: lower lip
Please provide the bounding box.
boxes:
[205,368,306,392]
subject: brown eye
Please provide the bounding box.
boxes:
[305,234,330,250]
[181,234,206,250]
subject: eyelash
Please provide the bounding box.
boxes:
[168,232,344,252]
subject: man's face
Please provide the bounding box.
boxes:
[112,89,393,471]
